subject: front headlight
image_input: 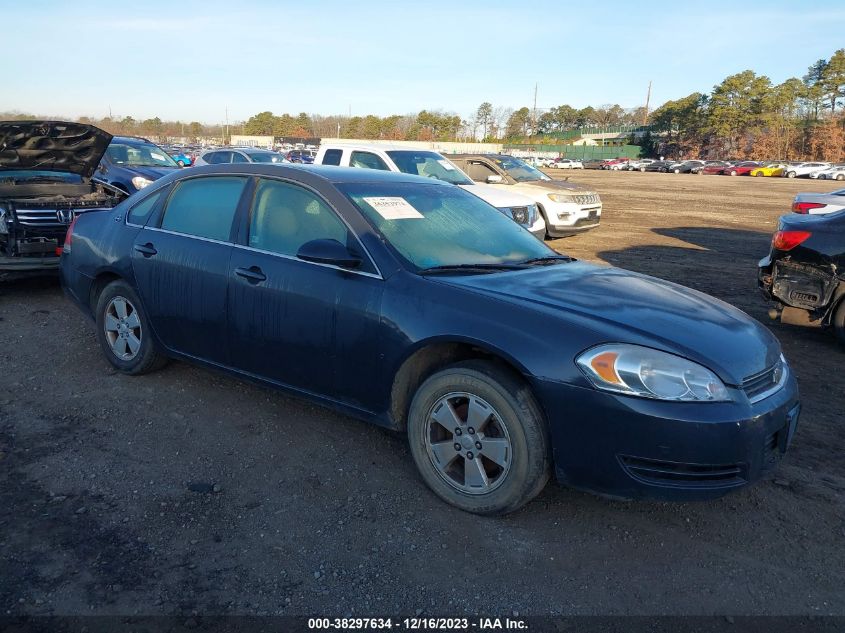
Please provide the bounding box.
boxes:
[548,193,574,203]
[576,343,731,402]
[131,176,153,190]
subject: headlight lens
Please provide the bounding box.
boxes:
[131,176,153,190]
[548,193,574,203]
[576,344,731,402]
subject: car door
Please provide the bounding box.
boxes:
[131,175,250,364]
[227,177,384,407]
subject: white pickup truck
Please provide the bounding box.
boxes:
[314,144,546,238]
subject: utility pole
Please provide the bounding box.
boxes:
[225,106,229,143]
[643,81,652,126]
[532,82,538,137]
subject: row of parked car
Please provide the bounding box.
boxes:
[580,157,845,179]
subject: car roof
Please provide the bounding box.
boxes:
[111,136,154,144]
[322,143,446,154]
[155,163,448,187]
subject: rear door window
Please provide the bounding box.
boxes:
[160,176,247,242]
[322,149,343,166]
[231,152,249,163]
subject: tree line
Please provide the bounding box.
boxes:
[637,49,845,160]
[3,49,842,159]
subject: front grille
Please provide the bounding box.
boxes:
[619,455,746,488]
[573,193,600,205]
[742,360,786,403]
[14,209,74,228]
[572,213,600,227]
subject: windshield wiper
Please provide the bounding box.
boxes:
[518,255,574,266]
[418,262,528,275]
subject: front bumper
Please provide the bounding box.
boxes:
[544,201,602,237]
[0,254,60,275]
[533,373,800,501]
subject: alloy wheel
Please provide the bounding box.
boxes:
[103,296,142,361]
[423,392,512,495]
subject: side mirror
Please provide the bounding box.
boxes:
[486,175,503,184]
[296,239,361,269]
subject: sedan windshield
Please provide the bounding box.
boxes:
[492,156,551,182]
[106,143,179,168]
[339,182,555,271]
[386,151,473,185]
[246,151,287,163]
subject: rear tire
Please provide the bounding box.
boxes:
[730,170,738,176]
[837,174,845,181]
[787,171,797,178]
[95,280,167,375]
[407,360,551,515]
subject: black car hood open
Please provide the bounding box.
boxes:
[443,262,782,385]
[0,121,112,179]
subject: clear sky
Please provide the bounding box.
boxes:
[3,0,843,124]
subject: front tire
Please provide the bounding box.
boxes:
[837,174,844,181]
[834,300,845,346]
[407,361,550,515]
[95,280,167,375]
[787,171,796,178]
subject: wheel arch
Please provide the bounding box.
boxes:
[388,337,533,432]
[88,270,125,312]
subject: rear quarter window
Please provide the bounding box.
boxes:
[126,190,164,226]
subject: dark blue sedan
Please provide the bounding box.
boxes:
[60,164,800,514]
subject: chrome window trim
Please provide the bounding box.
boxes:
[143,225,233,247]
[126,171,385,279]
[230,242,383,280]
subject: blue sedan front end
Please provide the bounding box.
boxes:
[535,373,799,499]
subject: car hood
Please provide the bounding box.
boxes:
[441,262,781,385]
[458,183,537,208]
[508,178,593,194]
[0,120,112,179]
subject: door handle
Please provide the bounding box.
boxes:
[234,266,267,283]
[133,243,157,257]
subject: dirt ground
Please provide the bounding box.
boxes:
[1,171,843,618]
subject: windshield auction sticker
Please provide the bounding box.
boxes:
[363,197,424,220]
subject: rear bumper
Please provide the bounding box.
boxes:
[533,375,800,501]
[0,254,60,278]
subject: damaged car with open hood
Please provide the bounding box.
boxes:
[759,207,845,344]
[0,121,127,279]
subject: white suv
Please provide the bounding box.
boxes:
[448,154,601,238]
[314,144,546,238]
